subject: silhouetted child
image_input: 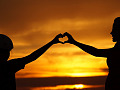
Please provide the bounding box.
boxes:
[0,34,63,90]
[63,17,120,90]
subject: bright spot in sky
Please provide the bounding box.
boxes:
[74,84,84,89]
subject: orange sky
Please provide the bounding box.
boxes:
[0,0,120,78]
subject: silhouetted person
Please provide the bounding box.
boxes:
[63,17,120,90]
[0,34,63,90]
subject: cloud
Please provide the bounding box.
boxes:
[0,0,120,34]
[45,51,87,57]
[101,68,109,72]
[0,0,119,49]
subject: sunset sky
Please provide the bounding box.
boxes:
[0,0,120,89]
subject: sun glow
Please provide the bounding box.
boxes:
[30,84,104,90]
[68,72,108,77]
[74,84,84,89]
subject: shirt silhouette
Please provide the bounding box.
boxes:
[63,17,120,90]
[0,34,63,90]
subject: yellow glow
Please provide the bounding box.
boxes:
[30,84,104,90]
[68,72,108,77]
[14,18,109,78]
[16,71,108,78]
[74,84,84,89]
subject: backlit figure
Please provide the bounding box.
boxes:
[63,17,120,90]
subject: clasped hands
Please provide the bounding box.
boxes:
[52,32,76,44]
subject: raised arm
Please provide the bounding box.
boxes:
[11,34,63,65]
[63,32,109,57]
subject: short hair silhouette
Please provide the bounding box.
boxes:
[0,34,13,50]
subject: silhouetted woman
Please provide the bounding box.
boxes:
[0,33,63,90]
[63,17,120,90]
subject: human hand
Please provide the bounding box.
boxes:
[63,32,76,44]
[51,33,64,44]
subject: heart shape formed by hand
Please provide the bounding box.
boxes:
[59,35,68,43]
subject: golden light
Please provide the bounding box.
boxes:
[30,84,104,90]
[74,84,84,89]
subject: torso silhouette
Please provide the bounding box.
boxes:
[105,43,120,90]
[0,59,25,90]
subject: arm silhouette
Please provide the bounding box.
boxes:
[63,32,109,57]
[10,34,63,65]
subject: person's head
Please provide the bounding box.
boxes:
[0,34,13,62]
[111,17,120,42]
